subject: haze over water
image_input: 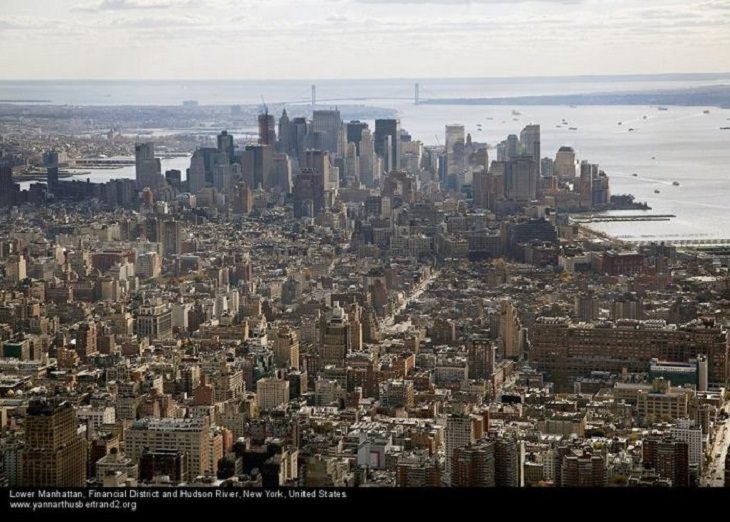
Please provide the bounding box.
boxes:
[5,75,730,242]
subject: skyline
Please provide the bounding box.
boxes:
[1,0,730,80]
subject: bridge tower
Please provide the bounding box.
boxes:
[311,84,316,106]
[414,82,420,105]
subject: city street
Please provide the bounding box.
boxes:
[701,404,730,487]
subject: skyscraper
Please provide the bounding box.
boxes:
[278,109,291,155]
[444,124,466,187]
[312,110,343,156]
[554,146,578,180]
[445,414,474,486]
[217,130,234,162]
[0,161,18,208]
[22,399,87,486]
[305,150,333,191]
[242,144,273,191]
[187,149,207,194]
[318,301,350,369]
[358,129,377,187]
[258,111,276,146]
[519,124,541,175]
[44,150,59,191]
[374,119,401,173]
[508,155,537,202]
[346,120,368,154]
[135,142,163,190]
[272,153,293,193]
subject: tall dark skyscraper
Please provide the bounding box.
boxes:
[258,111,276,147]
[243,144,273,190]
[278,109,291,155]
[0,161,18,208]
[43,150,59,191]
[346,120,368,154]
[22,399,87,487]
[217,130,234,162]
[374,119,400,172]
[135,142,163,190]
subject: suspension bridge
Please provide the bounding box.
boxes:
[266,83,431,106]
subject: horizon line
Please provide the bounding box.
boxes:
[3,72,730,82]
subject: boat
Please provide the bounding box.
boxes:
[568,127,577,130]
[512,110,521,116]
[720,127,730,130]
[651,156,656,160]
[628,128,635,132]
[704,109,711,114]
[654,189,661,193]
[618,122,622,125]
[632,173,638,177]
[673,181,680,186]
[486,117,494,120]
[643,116,647,119]
[556,125,562,128]
[658,107,668,111]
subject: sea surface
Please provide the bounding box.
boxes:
[4,76,730,241]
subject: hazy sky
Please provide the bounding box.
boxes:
[1,0,729,79]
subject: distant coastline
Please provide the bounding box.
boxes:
[420,85,730,108]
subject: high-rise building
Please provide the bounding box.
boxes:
[187,149,207,195]
[467,337,496,380]
[561,452,606,487]
[126,417,210,481]
[643,436,690,487]
[258,112,276,146]
[43,150,59,191]
[374,119,401,173]
[500,300,525,359]
[242,144,273,191]
[508,155,537,202]
[452,440,496,487]
[445,124,465,182]
[312,110,343,156]
[217,130,234,162]
[135,142,163,190]
[0,161,18,208]
[445,414,474,486]
[290,117,309,165]
[494,435,520,487]
[272,153,293,193]
[346,121,368,154]
[22,399,87,486]
[273,327,300,369]
[358,129,377,187]
[293,168,324,218]
[519,124,541,175]
[318,301,350,369]
[670,418,703,475]
[305,149,334,192]
[162,219,183,257]
[255,377,290,411]
[554,146,578,180]
[136,302,173,340]
[277,109,291,155]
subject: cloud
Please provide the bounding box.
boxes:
[351,0,585,3]
[74,0,196,12]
